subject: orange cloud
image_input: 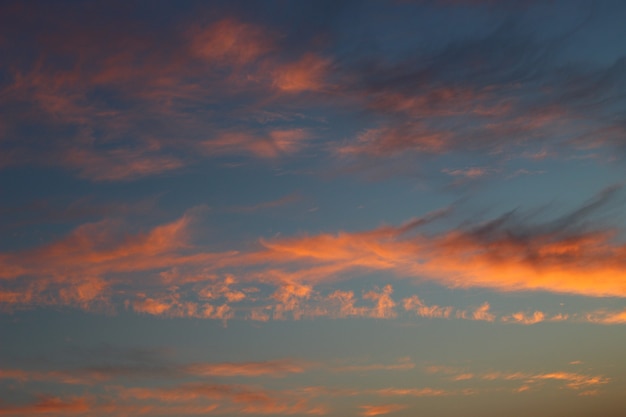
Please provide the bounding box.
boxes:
[0,357,310,388]
[427,364,610,394]
[585,309,626,324]
[0,210,232,312]
[203,129,310,159]
[359,404,407,416]
[116,382,319,415]
[403,295,453,319]
[364,86,507,118]
[229,193,302,213]
[374,388,448,397]
[4,194,626,317]
[63,147,185,181]
[336,125,450,156]
[334,358,414,372]
[132,294,232,320]
[0,396,91,416]
[0,369,97,385]
[481,370,609,392]
[363,285,397,319]
[2,10,331,184]
[189,18,274,65]
[254,197,626,297]
[189,359,310,378]
[501,311,547,325]
[272,53,330,93]
[469,302,496,322]
[261,284,403,321]
[442,167,491,179]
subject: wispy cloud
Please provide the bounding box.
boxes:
[359,403,407,416]
[2,188,626,317]
[332,358,415,373]
[0,396,91,416]
[253,187,626,298]
[584,309,626,324]
[427,364,610,395]
[202,129,311,159]
[228,193,302,213]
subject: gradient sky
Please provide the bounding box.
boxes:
[1,1,626,416]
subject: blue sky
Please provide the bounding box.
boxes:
[1,1,626,416]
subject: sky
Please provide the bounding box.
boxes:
[1,0,626,416]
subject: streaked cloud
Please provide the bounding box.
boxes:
[2,187,626,318]
[359,404,407,416]
[333,358,415,373]
[0,396,91,416]
[253,187,626,298]
[427,364,610,395]
[189,18,275,65]
[202,129,311,159]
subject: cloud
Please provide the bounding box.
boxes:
[404,297,497,322]
[0,357,311,387]
[363,285,397,319]
[202,129,311,159]
[62,148,185,181]
[130,294,233,320]
[427,364,610,394]
[2,188,626,317]
[330,15,626,178]
[3,2,626,185]
[359,404,407,416]
[228,193,302,213]
[333,358,415,373]
[0,208,228,311]
[442,167,491,180]
[189,18,274,65]
[336,124,450,157]
[116,382,321,415]
[0,396,91,416]
[500,311,569,325]
[272,53,331,93]
[469,303,496,322]
[374,388,448,397]
[188,359,311,378]
[0,7,330,182]
[254,187,626,298]
[402,295,454,319]
[585,309,626,324]
[481,370,609,392]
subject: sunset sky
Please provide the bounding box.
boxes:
[1,1,626,416]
